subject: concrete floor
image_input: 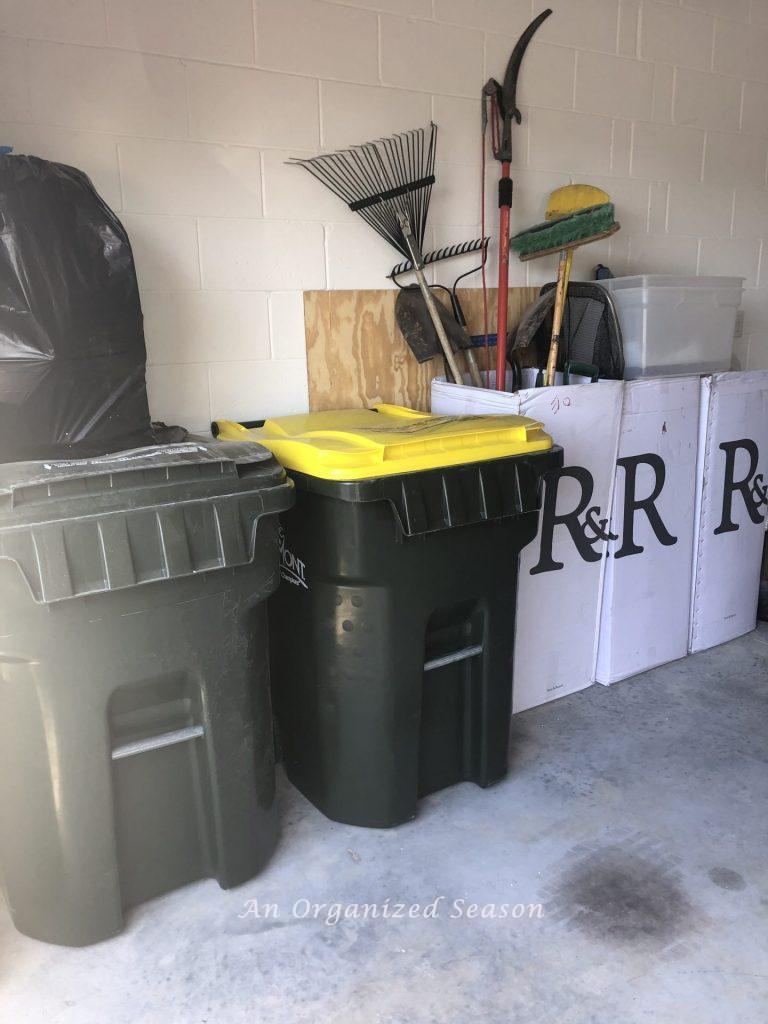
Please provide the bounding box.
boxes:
[3,625,767,1024]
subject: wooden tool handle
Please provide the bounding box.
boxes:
[413,264,465,385]
[399,215,464,385]
[464,346,484,388]
[544,248,573,387]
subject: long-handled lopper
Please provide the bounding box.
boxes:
[483,8,552,391]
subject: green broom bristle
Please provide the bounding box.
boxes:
[510,202,615,257]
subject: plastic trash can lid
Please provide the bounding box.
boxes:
[0,440,294,603]
[0,440,285,515]
[213,404,553,481]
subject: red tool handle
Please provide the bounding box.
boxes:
[495,163,512,391]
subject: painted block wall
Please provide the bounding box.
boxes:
[1,0,768,430]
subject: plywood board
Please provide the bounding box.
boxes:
[304,287,538,411]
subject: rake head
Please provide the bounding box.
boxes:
[287,124,438,260]
[388,237,490,280]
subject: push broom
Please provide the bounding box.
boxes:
[510,184,620,386]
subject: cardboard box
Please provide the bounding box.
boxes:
[690,371,768,652]
[431,374,624,712]
[596,377,700,684]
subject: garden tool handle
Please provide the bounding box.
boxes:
[400,217,464,385]
[544,248,573,387]
[450,293,484,388]
[464,347,484,388]
[563,360,599,384]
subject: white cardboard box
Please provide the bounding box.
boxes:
[596,377,700,684]
[431,373,624,712]
[690,371,768,653]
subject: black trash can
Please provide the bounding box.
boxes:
[215,407,561,828]
[0,441,293,945]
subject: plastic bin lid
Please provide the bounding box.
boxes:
[0,440,282,514]
[0,441,294,603]
[213,404,553,481]
[599,274,745,292]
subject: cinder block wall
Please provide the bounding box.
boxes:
[2,0,768,430]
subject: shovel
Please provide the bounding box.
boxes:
[395,286,483,387]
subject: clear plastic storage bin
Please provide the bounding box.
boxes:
[599,275,744,379]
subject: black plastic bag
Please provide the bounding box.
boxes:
[0,155,158,462]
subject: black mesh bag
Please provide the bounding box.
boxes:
[508,280,625,380]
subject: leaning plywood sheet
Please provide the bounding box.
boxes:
[304,287,538,412]
[304,290,424,411]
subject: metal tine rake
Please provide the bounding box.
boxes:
[389,237,490,280]
[287,123,470,385]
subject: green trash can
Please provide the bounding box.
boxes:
[214,406,562,828]
[0,441,293,946]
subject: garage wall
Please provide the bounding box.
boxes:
[1,0,768,431]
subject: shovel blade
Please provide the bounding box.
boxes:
[395,286,468,363]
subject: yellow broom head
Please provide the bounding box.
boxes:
[545,184,611,221]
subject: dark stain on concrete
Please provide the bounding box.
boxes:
[708,866,746,891]
[547,843,696,948]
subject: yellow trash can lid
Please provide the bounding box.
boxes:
[213,404,553,481]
